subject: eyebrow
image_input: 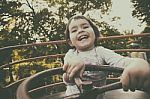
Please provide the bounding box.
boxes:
[81,23,89,26]
[70,26,77,32]
[70,22,89,30]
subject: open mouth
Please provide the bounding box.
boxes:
[78,35,89,41]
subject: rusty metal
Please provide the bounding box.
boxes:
[114,49,150,52]
[16,65,150,99]
[99,33,150,40]
[0,33,149,51]
[1,33,150,99]
[85,64,123,73]
[16,65,124,99]
[0,54,65,69]
[1,48,150,69]
[4,78,25,89]
[16,67,64,99]
[0,40,66,51]
[0,78,25,99]
[0,33,150,69]
[75,82,122,99]
[28,82,65,93]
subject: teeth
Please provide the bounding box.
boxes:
[78,35,88,41]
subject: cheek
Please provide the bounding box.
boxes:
[69,34,76,43]
[69,34,74,40]
[88,28,95,37]
[90,31,96,40]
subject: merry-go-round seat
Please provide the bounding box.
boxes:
[39,89,150,99]
[16,65,150,99]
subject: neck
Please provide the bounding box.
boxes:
[76,45,95,52]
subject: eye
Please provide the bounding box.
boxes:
[71,29,77,33]
[83,25,89,29]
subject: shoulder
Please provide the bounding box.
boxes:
[96,46,114,53]
[64,49,76,58]
[66,49,76,55]
[96,46,123,59]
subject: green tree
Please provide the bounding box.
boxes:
[131,0,150,61]
[131,0,150,25]
[0,0,114,60]
[0,0,114,84]
[1,0,142,84]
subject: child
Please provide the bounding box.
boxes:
[63,15,150,99]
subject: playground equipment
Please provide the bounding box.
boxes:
[0,33,150,99]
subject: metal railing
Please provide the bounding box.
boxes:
[0,33,150,99]
[0,33,150,69]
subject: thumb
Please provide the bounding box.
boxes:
[120,70,130,91]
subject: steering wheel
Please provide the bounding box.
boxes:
[16,65,149,99]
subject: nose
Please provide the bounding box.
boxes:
[77,27,84,34]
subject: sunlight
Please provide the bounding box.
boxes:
[85,0,146,34]
[21,0,146,34]
[108,0,146,33]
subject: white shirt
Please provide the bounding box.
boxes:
[63,46,128,97]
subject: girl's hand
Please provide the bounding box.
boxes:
[63,56,85,83]
[121,58,150,92]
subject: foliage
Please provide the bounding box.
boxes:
[0,0,112,82]
[0,0,149,85]
[131,0,150,25]
[140,27,150,62]
[130,0,150,60]
[13,59,62,79]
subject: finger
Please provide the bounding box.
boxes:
[129,76,137,92]
[79,64,85,78]
[121,70,130,91]
[69,65,82,80]
[67,64,75,74]
[63,73,74,83]
[75,78,83,88]
[63,73,69,83]
[63,63,69,71]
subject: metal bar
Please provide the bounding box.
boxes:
[0,54,65,69]
[114,49,150,52]
[99,33,150,40]
[0,33,149,51]
[28,82,65,93]
[1,48,150,69]
[76,82,122,99]
[0,40,66,51]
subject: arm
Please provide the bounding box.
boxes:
[121,58,150,92]
[98,47,150,92]
[63,50,85,84]
[63,50,85,95]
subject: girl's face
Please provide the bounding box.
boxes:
[68,18,96,52]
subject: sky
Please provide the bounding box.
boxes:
[20,0,146,34]
[108,0,146,33]
[101,0,146,34]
